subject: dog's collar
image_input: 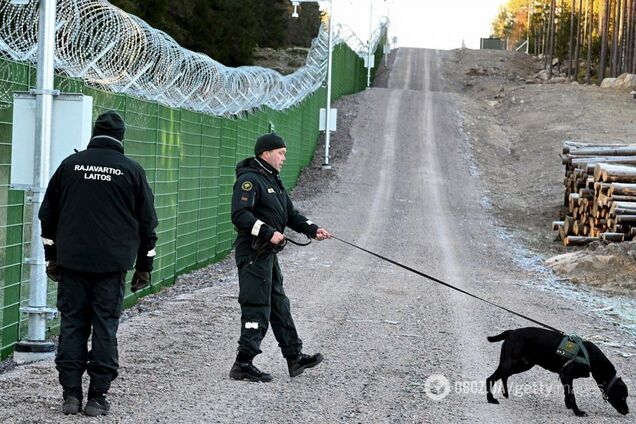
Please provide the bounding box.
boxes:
[600,374,619,401]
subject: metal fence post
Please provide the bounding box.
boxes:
[14,0,57,364]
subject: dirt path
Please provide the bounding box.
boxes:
[0,48,634,423]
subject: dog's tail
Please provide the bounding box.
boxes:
[487,330,511,343]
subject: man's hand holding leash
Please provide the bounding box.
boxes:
[270,231,286,245]
[314,228,331,241]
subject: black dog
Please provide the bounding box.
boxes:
[486,327,629,417]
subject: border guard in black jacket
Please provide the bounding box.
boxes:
[229,133,331,382]
[39,111,158,416]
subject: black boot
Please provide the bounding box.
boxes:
[62,387,82,415]
[287,353,324,377]
[84,395,110,416]
[229,361,273,382]
[62,397,81,415]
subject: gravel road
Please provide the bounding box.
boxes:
[0,48,633,423]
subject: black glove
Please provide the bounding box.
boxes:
[46,261,62,282]
[131,270,151,293]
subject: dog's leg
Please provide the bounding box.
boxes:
[559,372,587,417]
[501,376,509,398]
[501,361,534,399]
[486,368,503,404]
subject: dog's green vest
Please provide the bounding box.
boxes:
[556,334,590,368]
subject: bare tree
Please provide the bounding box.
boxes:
[586,0,594,83]
[569,0,577,78]
[541,3,550,63]
[626,0,636,73]
[548,0,557,78]
[610,0,620,76]
[618,0,628,73]
[574,0,584,80]
[598,0,611,84]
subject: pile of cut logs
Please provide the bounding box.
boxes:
[555,141,636,246]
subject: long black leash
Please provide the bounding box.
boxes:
[330,235,564,334]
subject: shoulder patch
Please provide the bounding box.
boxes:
[241,181,253,191]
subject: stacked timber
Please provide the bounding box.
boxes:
[556,141,636,246]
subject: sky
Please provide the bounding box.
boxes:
[331,0,506,50]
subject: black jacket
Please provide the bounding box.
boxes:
[231,157,318,255]
[39,136,158,273]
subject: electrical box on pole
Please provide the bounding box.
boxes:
[319,108,337,132]
[10,93,93,188]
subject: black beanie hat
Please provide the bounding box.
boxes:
[254,133,286,156]
[92,110,125,142]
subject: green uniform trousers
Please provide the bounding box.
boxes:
[236,253,302,359]
[56,269,125,397]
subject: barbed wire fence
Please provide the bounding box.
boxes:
[0,0,387,116]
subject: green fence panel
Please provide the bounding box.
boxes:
[149,105,180,292]
[217,119,237,257]
[236,116,253,165]
[0,190,24,358]
[198,115,222,265]
[176,110,202,274]
[0,61,31,357]
[286,106,303,189]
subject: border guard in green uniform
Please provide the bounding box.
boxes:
[229,133,331,382]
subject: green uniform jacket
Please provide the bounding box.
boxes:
[231,157,318,256]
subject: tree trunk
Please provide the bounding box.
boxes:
[564,235,598,245]
[569,0,577,78]
[566,155,636,166]
[610,0,621,76]
[584,161,636,174]
[628,0,633,71]
[616,214,636,223]
[618,0,628,73]
[563,140,631,151]
[631,0,636,72]
[599,0,611,84]
[586,0,594,83]
[610,201,636,214]
[543,6,550,60]
[594,163,636,182]
[611,194,636,201]
[600,232,625,241]
[568,145,636,156]
[574,0,584,80]
[608,182,636,195]
[564,215,576,234]
[548,0,557,77]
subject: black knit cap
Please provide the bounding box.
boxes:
[92,110,125,142]
[254,133,286,156]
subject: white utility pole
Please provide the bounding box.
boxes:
[291,0,334,169]
[323,0,334,169]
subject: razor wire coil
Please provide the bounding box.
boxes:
[0,0,387,116]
